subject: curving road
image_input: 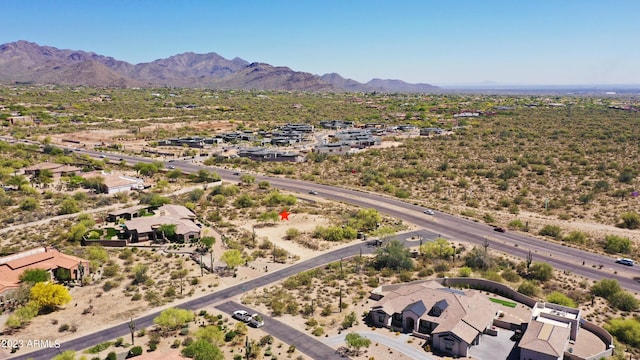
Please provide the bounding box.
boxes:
[5,141,640,359]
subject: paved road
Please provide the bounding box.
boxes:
[6,140,640,359]
[325,331,433,360]
[12,230,431,360]
[216,301,345,360]
[24,143,640,291]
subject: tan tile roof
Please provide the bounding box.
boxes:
[124,216,200,236]
[108,205,148,217]
[372,281,497,344]
[519,320,570,356]
[23,162,63,171]
[157,204,196,219]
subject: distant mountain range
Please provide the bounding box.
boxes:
[0,41,438,92]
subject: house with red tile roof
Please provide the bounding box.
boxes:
[0,247,89,298]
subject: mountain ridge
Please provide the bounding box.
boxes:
[0,40,438,92]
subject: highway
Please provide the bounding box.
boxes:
[3,139,639,359]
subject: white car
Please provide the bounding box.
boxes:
[249,313,264,328]
[615,258,634,266]
[232,310,251,322]
[423,209,435,215]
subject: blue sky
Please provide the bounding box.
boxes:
[3,0,639,86]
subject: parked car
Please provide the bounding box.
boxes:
[232,310,251,322]
[249,314,264,328]
[493,227,506,233]
[423,209,435,215]
[615,258,635,266]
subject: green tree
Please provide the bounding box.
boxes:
[221,249,244,270]
[349,208,382,231]
[345,332,371,356]
[419,238,454,259]
[29,282,72,312]
[181,339,223,360]
[372,240,413,271]
[153,307,195,331]
[58,198,80,215]
[157,223,177,242]
[546,291,576,307]
[134,162,159,177]
[19,268,50,283]
[528,262,554,282]
[194,325,224,346]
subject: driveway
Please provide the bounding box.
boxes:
[468,329,519,360]
[324,331,434,360]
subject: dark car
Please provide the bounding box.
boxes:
[233,172,240,176]
[493,227,506,233]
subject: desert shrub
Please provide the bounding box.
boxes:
[501,268,520,282]
[341,311,358,329]
[563,231,588,245]
[605,318,640,347]
[618,212,640,229]
[546,292,576,307]
[591,279,622,299]
[538,225,562,239]
[609,291,639,312]
[224,330,237,342]
[127,346,143,358]
[603,235,631,254]
[528,262,554,282]
[518,281,539,297]
[458,267,472,277]
[312,327,324,336]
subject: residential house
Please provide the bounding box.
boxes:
[313,142,351,155]
[123,204,201,243]
[23,162,81,177]
[369,281,499,357]
[420,127,445,136]
[106,205,150,223]
[0,247,90,299]
[519,302,581,360]
[237,148,304,162]
[81,171,146,194]
[319,120,354,129]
